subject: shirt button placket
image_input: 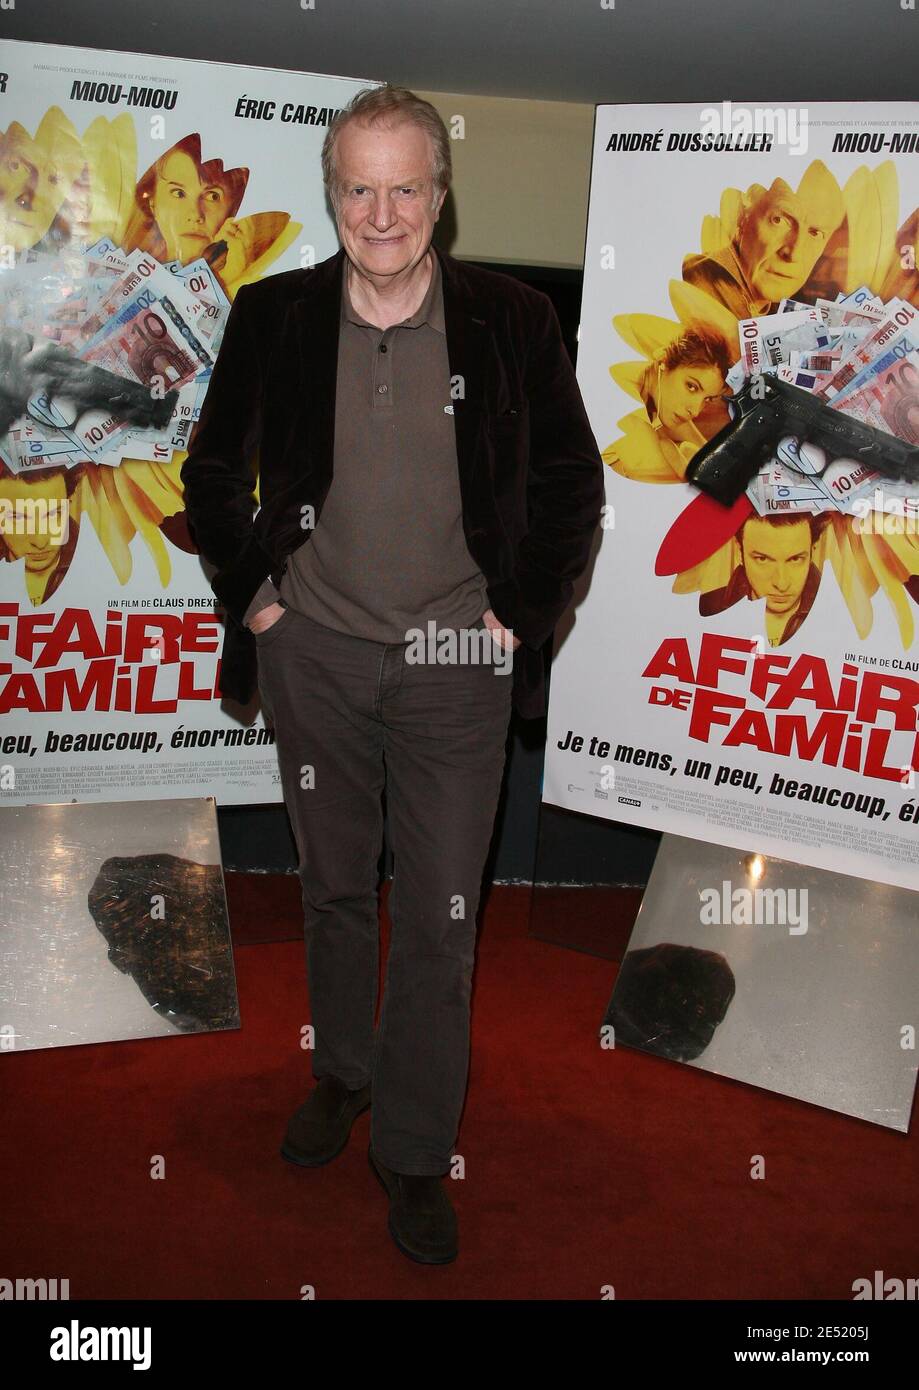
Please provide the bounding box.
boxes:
[374,328,393,409]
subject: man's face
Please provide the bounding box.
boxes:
[741,518,812,614]
[333,118,446,284]
[150,150,232,263]
[737,185,833,303]
[0,473,69,573]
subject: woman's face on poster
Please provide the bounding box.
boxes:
[149,150,232,262]
[0,131,68,250]
[656,362,727,440]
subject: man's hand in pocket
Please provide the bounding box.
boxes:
[248,602,287,634]
[482,607,521,652]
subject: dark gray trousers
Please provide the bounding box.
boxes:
[256,605,514,1175]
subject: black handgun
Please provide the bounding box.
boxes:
[0,329,179,439]
[686,373,919,506]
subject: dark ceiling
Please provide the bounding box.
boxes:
[3,0,917,105]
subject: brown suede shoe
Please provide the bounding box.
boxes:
[281,1076,371,1167]
[368,1145,458,1264]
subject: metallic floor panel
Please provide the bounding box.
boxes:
[605,833,919,1131]
[0,798,239,1052]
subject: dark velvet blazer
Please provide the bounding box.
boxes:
[180,243,604,719]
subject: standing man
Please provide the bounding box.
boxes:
[182,85,603,1265]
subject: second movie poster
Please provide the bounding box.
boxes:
[544,102,919,891]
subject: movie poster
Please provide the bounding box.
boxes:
[544,103,919,890]
[0,41,374,806]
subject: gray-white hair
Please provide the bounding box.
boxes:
[321,84,452,211]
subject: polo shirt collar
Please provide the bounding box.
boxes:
[341,248,445,334]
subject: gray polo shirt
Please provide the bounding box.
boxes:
[243,251,489,640]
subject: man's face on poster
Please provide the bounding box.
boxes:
[737,183,833,303]
[149,150,232,263]
[0,472,69,573]
[333,118,446,284]
[0,129,67,251]
[741,517,812,615]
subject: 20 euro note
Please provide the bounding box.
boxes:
[819,299,919,401]
[840,348,919,446]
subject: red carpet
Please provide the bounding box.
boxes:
[1,877,916,1300]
